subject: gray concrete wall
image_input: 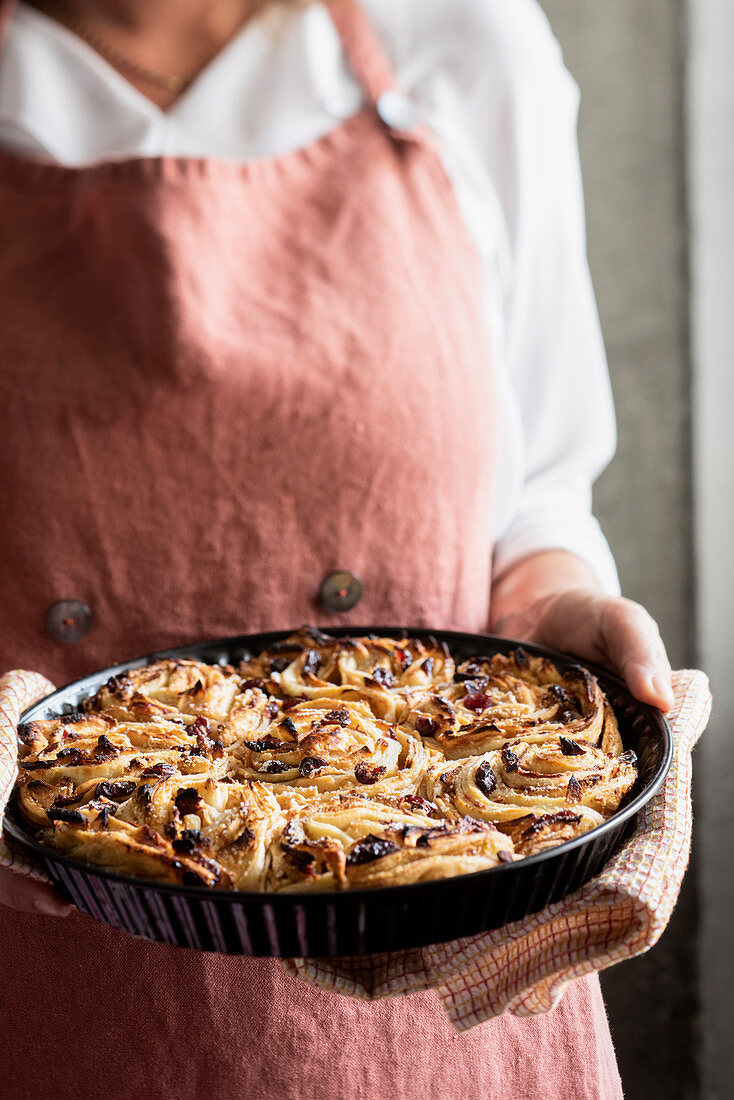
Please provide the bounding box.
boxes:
[539,2,697,1096]
[688,3,734,1098]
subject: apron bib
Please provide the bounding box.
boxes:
[0,2,621,1096]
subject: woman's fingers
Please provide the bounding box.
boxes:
[0,867,73,916]
[534,589,675,712]
[599,598,675,711]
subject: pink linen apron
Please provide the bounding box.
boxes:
[0,1,622,1096]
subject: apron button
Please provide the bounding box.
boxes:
[376,90,420,134]
[319,571,363,612]
[46,599,92,643]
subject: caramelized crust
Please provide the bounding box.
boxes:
[14,632,636,891]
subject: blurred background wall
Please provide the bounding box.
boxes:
[688,3,734,1100]
[538,1,729,1097]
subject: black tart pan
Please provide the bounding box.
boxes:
[3,627,672,957]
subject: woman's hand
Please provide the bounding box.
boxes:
[491,550,675,712]
[0,866,72,916]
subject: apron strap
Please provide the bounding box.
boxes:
[326,0,398,105]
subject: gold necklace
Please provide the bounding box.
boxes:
[52,3,190,94]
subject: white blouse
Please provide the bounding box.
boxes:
[0,0,621,594]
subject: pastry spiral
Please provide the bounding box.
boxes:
[421,737,636,856]
[14,630,637,891]
[404,648,622,758]
[230,697,438,803]
[241,628,454,721]
[269,793,514,891]
[87,658,243,723]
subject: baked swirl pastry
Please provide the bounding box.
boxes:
[421,737,636,856]
[404,649,622,759]
[87,658,243,723]
[231,697,439,804]
[14,630,637,891]
[241,628,454,721]
[268,793,514,891]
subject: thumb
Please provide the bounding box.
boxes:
[599,598,675,711]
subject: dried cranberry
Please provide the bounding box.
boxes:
[501,746,519,772]
[281,716,298,737]
[231,826,255,849]
[175,787,202,816]
[400,795,437,816]
[559,736,585,756]
[299,756,327,778]
[415,715,438,737]
[324,708,350,726]
[371,667,395,689]
[347,835,398,865]
[21,758,60,771]
[422,657,434,677]
[50,789,84,807]
[94,779,137,800]
[497,850,513,863]
[94,804,114,830]
[47,806,85,825]
[396,648,412,670]
[302,649,321,677]
[140,763,176,780]
[475,762,497,797]
[93,734,118,761]
[247,735,291,753]
[172,829,208,854]
[265,700,279,719]
[56,747,84,765]
[463,692,492,713]
[258,760,291,775]
[270,657,290,673]
[282,845,315,869]
[354,763,387,785]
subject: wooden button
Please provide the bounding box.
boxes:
[46,599,92,643]
[319,571,363,612]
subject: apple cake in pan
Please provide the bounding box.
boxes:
[15,628,637,892]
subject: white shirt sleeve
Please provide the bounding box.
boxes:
[395,0,621,595]
[486,4,620,595]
